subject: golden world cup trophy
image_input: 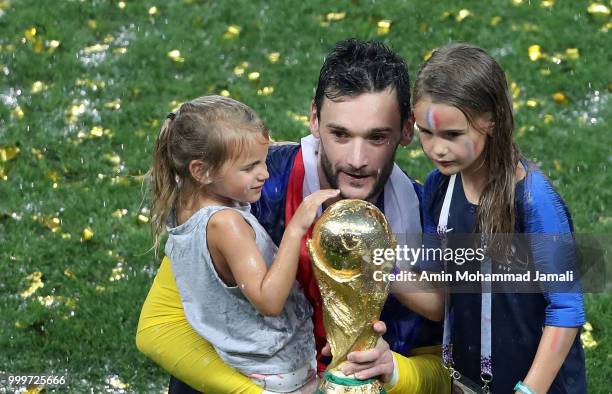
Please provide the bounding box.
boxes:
[307,199,397,394]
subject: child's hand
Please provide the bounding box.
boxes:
[287,189,340,237]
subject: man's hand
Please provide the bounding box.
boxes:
[321,321,395,382]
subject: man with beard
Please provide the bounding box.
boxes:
[137,38,448,393]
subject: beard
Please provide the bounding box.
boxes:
[319,139,396,202]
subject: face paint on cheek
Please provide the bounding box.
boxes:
[464,140,474,160]
[425,107,438,130]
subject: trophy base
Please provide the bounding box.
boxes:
[315,371,385,394]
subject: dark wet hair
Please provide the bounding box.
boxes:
[314,38,411,125]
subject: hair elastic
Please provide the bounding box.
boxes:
[166,112,176,120]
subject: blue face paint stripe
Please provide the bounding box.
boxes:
[464,140,474,160]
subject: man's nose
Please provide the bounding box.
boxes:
[346,140,368,169]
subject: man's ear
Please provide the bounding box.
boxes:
[309,101,320,138]
[188,160,211,184]
[400,114,415,146]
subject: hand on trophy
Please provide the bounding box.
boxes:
[285,189,340,238]
[321,320,395,382]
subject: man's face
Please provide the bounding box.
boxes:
[310,88,413,202]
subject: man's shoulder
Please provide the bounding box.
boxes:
[263,142,300,184]
[394,167,425,207]
[268,142,300,158]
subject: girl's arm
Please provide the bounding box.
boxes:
[136,257,262,393]
[518,326,578,393]
[390,287,444,322]
[208,189,338,316]
[518,171,586,393]
[391,171,445,322]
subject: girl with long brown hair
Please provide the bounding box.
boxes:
[413,43,586,393]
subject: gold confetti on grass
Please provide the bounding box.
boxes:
[423,49,434,61]
[543,114,554,124]
[540,68,551,76]
[47,39,60,53]
[66,102,87,124]
[24,26,37,41]
[233,62,249,76]
[32,215,62,233]
[408,150,424,159]
[490,16,502,26]
[104,99,121,110]
[74,126,113,141]
[0,146,20,162]
[553,92,568,103]
[287,111,309,127]
[257,86,274,96]
[104,152,121,165]
[106,375,129,390]
[528,45,543,61]
[247,71,260,81]
[81,227,94,242]
[20,272,44,298]
[31,148,44,160]
[456,9,472,22]
[541,0,554,8]
[112,209,128,218]
[326,12,346,21]
[587,3,610,17]
[510,82,521,99]
[600,21,612,32]
[565,48,580,60]
[11,105,24,119]
[223,24,241,39]
[109,262,126,281]
[267,52,280,63]
[83,43,109,54]
[581,322,598,348]
[377,20,391,35]
[24,386,44,394]
[36,295,76,309]
[167,49,184,63]
[31,81,47,94]
[75,78,106,91]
